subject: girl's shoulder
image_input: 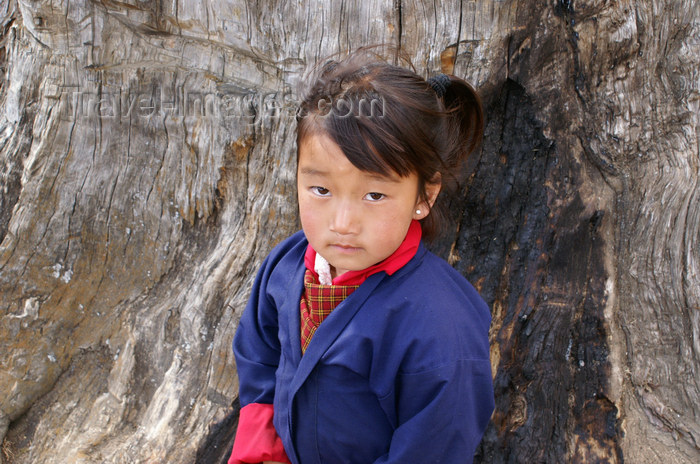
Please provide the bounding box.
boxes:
[261,230,308,269]
[253,231,308,294]
[396,246,485,304]
[366,247,492,369]
[373,246,490,323]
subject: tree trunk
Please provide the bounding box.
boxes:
[0,1,698,463]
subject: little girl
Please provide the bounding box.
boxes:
[229,49,494,464]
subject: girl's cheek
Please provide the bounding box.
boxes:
[299,204,321,229]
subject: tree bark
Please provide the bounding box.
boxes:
[0,1,698,463]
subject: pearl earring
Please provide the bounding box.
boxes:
[416,209,422,215]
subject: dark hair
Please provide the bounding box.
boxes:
[296,47,484,240]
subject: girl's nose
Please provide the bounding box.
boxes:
[329,201,359,235]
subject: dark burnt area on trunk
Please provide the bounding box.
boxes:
[448,79,621,462]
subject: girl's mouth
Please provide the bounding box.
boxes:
[331,243,361,253]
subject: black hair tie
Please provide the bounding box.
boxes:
[428,73,451,98]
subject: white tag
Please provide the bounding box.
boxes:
[314,253,333,285]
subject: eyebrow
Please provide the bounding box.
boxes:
[366,172,401,183]
[298,167,328,177]
[299,166,401,183]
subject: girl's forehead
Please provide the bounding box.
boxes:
[298,132,345,161]
[298,135,364,177]
[298,133,404,182]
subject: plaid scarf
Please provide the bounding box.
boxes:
[300,270,359,354]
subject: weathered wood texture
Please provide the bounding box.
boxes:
[0,0,698,463]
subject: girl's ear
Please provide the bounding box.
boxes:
[413,175,442,220]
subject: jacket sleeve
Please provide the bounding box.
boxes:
[229,253,292,464]
[229,403,290,464]
[374,359,494,464]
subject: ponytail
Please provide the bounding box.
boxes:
[427,73,484,170]
[440,75,484,162]
[418,74,484,240]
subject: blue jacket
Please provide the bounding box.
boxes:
[234,231,494,464]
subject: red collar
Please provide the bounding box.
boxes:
[304,220,422,286]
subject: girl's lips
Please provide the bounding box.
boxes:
[330,243,361,253]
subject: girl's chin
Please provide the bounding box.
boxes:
[327,259,360,279]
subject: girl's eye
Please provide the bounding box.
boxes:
[311,186,331,196]
[365,192,385,201]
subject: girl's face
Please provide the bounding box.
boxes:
[297,133,439,279]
